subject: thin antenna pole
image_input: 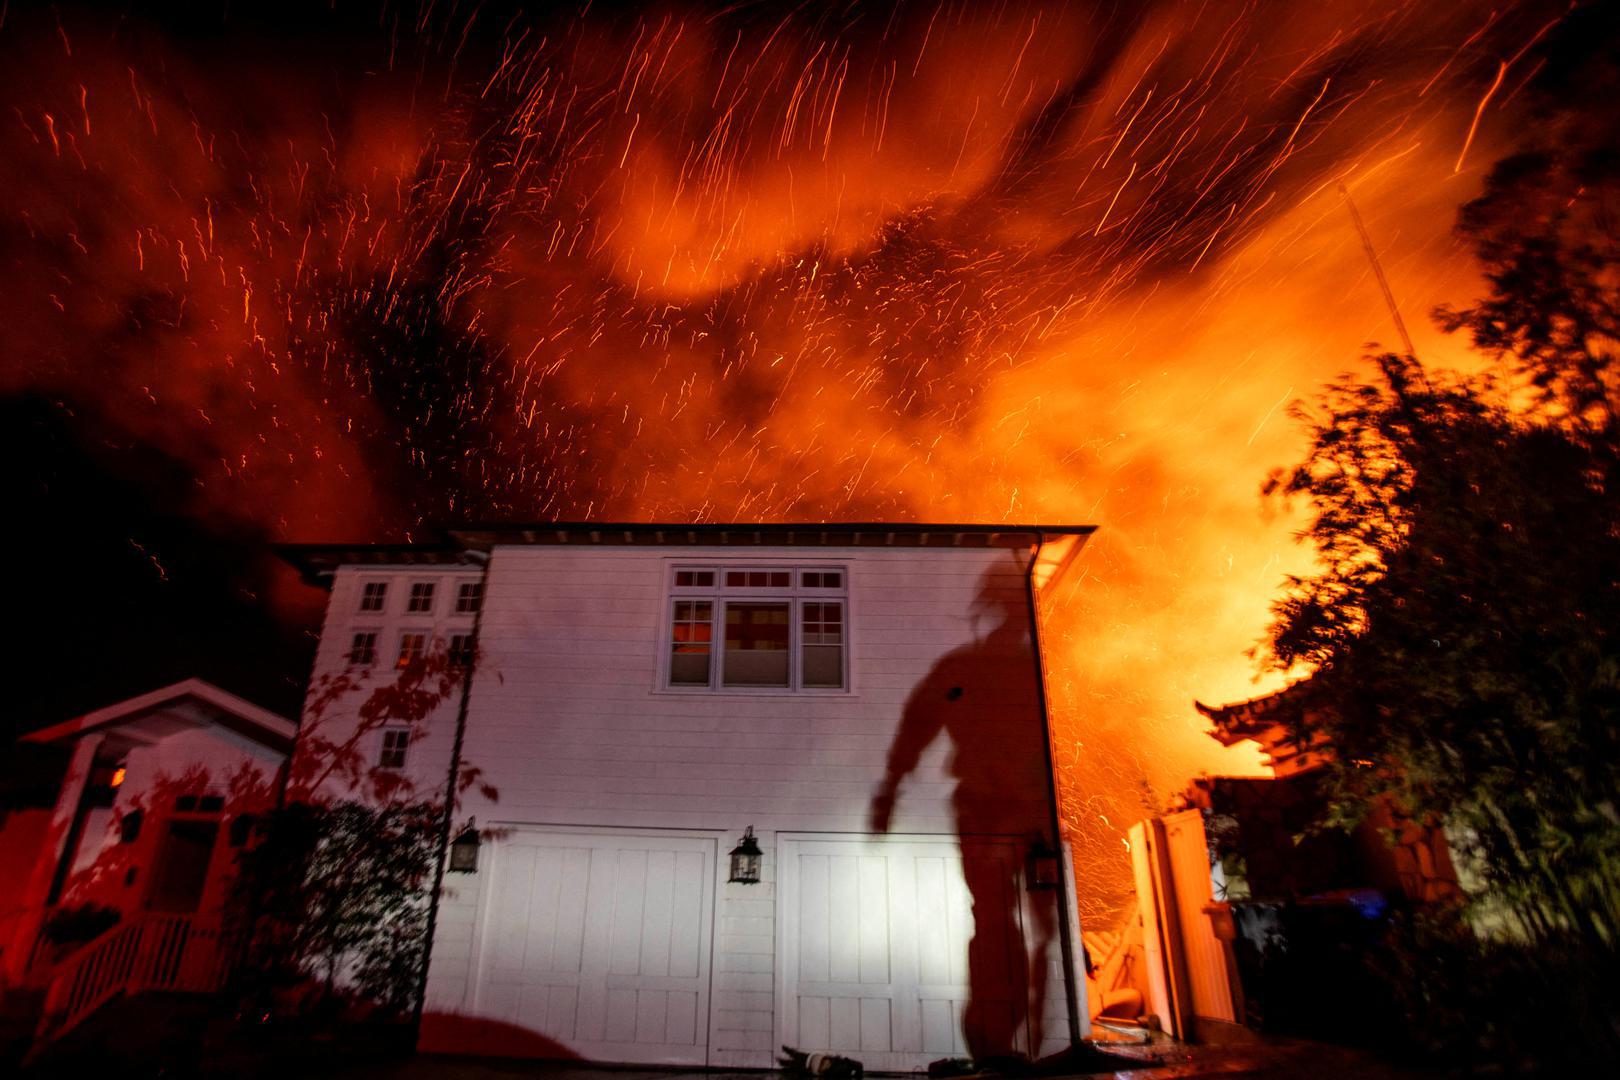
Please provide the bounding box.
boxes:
[1340,182,1418,358]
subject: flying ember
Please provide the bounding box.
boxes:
[0,0,1567,927]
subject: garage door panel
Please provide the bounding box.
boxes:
[477,829,715,1065]
[782,836,1032,1072]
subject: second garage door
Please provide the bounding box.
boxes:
[474,828,716,1065]
[778,835,1034,1073]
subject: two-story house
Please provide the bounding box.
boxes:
[281,523,1094,1070]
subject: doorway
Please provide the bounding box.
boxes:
[146,819,219,913]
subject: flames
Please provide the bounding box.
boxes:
[0,1,1567,926]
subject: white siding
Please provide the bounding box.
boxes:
[297,542,1077,1066]
[298,566,484,803]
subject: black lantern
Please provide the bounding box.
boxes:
[449,819,481,873]
[728,826,762,884]
[1026,837,1061,890]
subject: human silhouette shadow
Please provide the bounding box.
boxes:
[869,560,1056,1062]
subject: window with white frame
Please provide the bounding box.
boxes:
[407,582,436,613]
[349,631,378,666]
[358,581,388,612]
[396,632,427,668]
[449,632,476,668]
[665,566,847,691]
[454,581,482,614]
[378,728,410,770]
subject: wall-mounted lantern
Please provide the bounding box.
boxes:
[1026,837,1061,890]
[449,819,481,873]
[728,826,762,884]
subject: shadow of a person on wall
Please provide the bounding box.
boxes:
[869,558,1056,1062]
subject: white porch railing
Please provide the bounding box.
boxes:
[34,912,229,1045]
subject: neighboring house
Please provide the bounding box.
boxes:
[1116,684,1461,1043]
[280,522,1095,1069]
[0,679,294,989]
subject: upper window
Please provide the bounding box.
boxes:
[378,728,409,770]
[397,632,427,668]
[665,567,847,691]
[454,581,483,614]
[349,631,378,666]
[407,582,436,613]
[358,581,388,612]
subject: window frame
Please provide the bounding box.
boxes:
[396,631,428,669]
[406,581,437,614]
[660,563,850,694]
[454,581,483,614]
[378,727,410,770]
[348,630,380,667]
[358,580,389,613]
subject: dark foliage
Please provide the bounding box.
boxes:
[1261,9,1620,1061]
[227,799,441,1017]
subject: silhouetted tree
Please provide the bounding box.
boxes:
[1264,4,1620,953]
[229,640,494,1019]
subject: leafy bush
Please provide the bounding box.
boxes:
[227,799,440,1018]
[1371,905,1620,1069]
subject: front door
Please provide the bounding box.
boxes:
[146,819,218,913]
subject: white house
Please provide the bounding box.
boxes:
[282,523,1094,1070]
[0,679,294,989]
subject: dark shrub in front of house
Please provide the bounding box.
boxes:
[226,799,440,1021]
[1369,905,1620,1071]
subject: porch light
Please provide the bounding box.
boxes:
[449,820,481,873]
[728,827,762,884]
[1027,837,1061,890]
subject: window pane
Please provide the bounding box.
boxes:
[670,600,713,686]
[802,645,843,687]
[726,571,746,587]
[723,602,790,686]
[769,571,791,587]
[670,651,711,685]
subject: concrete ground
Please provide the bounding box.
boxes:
[332,1040,1438,1080]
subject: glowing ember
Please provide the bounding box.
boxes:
[0,1,1569,926]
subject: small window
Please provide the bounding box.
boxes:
[802,571,843,589]
[802,601,845,688]
[379,729,410,770]
[359,581,388,612]
[397,632,427,668]
[449,632,476,667]
[723,602,790,687]
[455,581,482,614]
[670,601,713,686]
[349,631,378,666]
[724,570,791,589]
[674,570,715,588]
[407,582,436,613]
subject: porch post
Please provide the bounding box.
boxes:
[2,734,103,984]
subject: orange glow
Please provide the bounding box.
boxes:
[109,766,126,789]
[0,2,1558,928]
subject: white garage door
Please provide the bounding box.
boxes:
[475,829,716,1065]
[779,835,1031,1072]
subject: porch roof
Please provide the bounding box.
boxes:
[22,678,296,755]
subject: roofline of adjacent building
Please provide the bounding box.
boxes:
[23,677,297,753]
[277,521,1098,586]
